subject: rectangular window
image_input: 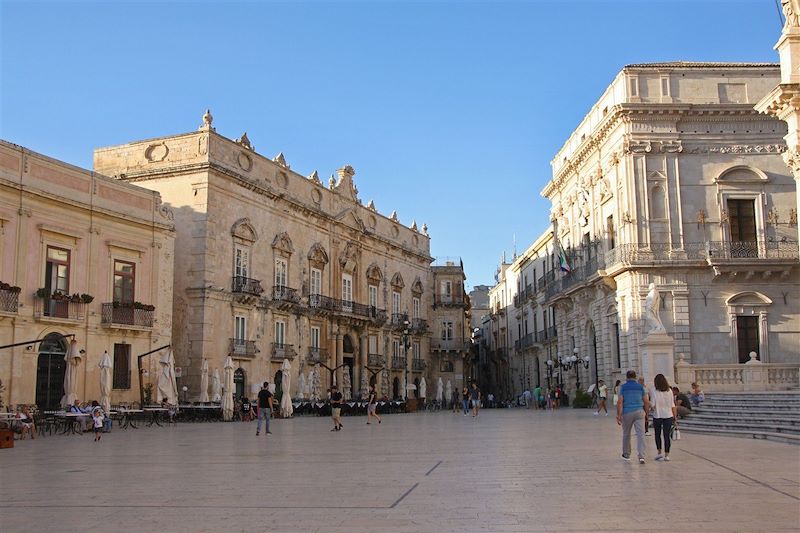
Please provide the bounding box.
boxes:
[393,339,400,358]
[112,343,131,389]
[310,268,322,296]
[728,199,757,243]
[342,274,353,303]
[441,321,453,341]
[441,280,452,299]
[613,322,621,369]
[275,258,287,288]
[46,246,70,295]
[413,341,420,360]
[736,316,759,364]
[275,320,286,347]
[369,285,378,308]
[392,291,401,314]
[412,297,420,319]
[234,316,246,342]
[607,215,615,250]
[113,260,135,304]
[369,335,378,353]
[311,326,320,349]
[234,246,249,278]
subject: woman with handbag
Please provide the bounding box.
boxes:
[651,374,677,462]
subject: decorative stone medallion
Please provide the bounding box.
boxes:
[238,152,252,172]
[145,142,169,162]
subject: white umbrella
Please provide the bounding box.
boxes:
[156,349,178,405]
[199,360,209,402]
[211,368,222,402]
[360,368,369,399]
[419,377,427,399]
[280,359,293,417]
[221,356,234,421]
[99,350,112,414]
[446,379,452,406]
[307,369,314,398]
[342,365,352,401]
[297,372,307,400]
[436,377,444,404]
[60,339,82,408]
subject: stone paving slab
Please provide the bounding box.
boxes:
[1,409,798,532]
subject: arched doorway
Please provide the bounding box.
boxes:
[392,377,400,400]
[36,333,68,410]
[414,377,420,398]
[234,368,245,399]
[342,334,355,396]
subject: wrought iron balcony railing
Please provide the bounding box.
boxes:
[391,356,405,369]
[0,288,19,313]
[232,276,264,296]
[391,313,409,331]
[411,359,426,371]
[410,318,428,334]
[368,354,386,368]
[602,240,799,268]
[272,285,300,303]
[307,346,329,364]
[308,294,387,321]
[230,339,258,358]
[101,303,154,328]
[433,294,466,307]
[271,343,296,360]
[34,297,86,321]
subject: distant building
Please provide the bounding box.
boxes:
[430,259,471,390]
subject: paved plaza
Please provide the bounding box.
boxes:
[1,408,798,532]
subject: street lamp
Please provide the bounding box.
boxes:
[402,318,411,402]
[545,359,554,388]
[566,348,591,390]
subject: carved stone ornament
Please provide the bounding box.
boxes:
[273,152,290,169]
[272,231,294,255]
[782,149,800,178]
[308,170,322,185]
[624,139,652,154]
[789,208,798,226]
[199,109,214,131]
[659,140,683,153]
[238,152,252,172]
[366,263,383,284]
[720,209,729,225]
[598,177,612,202]
[155,196,174,221]
[332,165,359,202]
[145,142,169,163]
[367,200,377,212]
[422,223,428,236]
[231,218,258,243]
[696,209,707,228]
[307,242,329,266]
[689,144,787,155]
[339,241,359,273]
[390,272,405,290]
[410,220,418,232]
[329,176,336,189]
[411,277,424,295]
[390,210,399,222]
[783,0,800,30]
[235,132,253,151]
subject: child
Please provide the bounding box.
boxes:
[92,408,104,442]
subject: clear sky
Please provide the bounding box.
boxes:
[0,0,783,289]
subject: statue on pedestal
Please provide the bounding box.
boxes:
[645,283,666,334]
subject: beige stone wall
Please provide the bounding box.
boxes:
[94,124,442,402]
[0,140,174,409]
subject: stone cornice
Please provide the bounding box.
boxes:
[754,83,800,121]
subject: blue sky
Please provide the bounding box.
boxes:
[0,1,782,289]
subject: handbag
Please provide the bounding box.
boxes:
[671,425,681,441]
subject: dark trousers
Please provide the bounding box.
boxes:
[644,408,649,432]
[653,417,674,453]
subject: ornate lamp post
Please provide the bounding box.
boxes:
[545,359,554,388]
[562,348,591,391]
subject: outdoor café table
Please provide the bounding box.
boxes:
[117,409,143,429]
[57,412,86,435]
[143,407,169,427]
[0,412,16,429]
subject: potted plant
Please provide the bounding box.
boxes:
[35,288,48,298]
[80,293,94,304]
[0,282,9,291]
[70,293,82,303]
[51,291,66,301]
[10,286,21,294]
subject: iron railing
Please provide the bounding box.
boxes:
[308,294,386,321]
[603,240,799,267]
[391,356,405,369]
[411,359,426,371]
[307,347,329,364]
[101,303,154,327]
[411,318,428,334]
[34,297,86,321]
[368,354,386,368]
[391,313,409,330]
[271,343,296,360]
[272,285,300,303]
[0,288,19,313]
[433,294,465,307]
[230,339,258,358]
[231,276,264,296]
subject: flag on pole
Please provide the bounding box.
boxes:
[558,243,572,273]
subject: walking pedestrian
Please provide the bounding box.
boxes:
[366,385,382,425]
[617,370,650,464]
[612,379,621,407]
[451,387,459,413]
[461,387,469,416]
[255,382,273,436]
[92,407,104,442]
[330,385,343,431]
[594,380,609,416]
[522,389,531,409]
[533,385,542,410]
[469,382,482,417]
[651,373,676,462]
[638,377,651,436]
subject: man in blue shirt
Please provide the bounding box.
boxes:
[616,370,651,464]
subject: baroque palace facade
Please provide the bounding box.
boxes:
[94,112,471,402]
[0,140,175,409]
[488,63,799,400]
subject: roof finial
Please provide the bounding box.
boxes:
[199,109,214,131]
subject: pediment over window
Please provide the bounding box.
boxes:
[716,166,769,183]
[411,277,424,295]
[231,218,258,243]
[391,272,405,290]
[272,232,294,255]
[307,243,329,266]
[339,241,359,274]
[366,263,383,284]
[725,291,772,307]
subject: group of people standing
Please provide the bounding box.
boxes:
[450,382,482,417]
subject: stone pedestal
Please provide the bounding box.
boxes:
[638,332,676,387]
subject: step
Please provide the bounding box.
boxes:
[678,419,800,435]
[679,426,800,445]
[696,403,800,411]
[687,413,800,425]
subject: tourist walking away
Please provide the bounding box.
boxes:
[92,407,104,442]
[366,385,382,425]
[553,386,562,409]
[330,385,343,431]
[546,387,553,410]
[522,389,531,409]
[651,373,676,462]
[617,370,650,464]
[638,377,651,435]
[594,380,608,416]
[469,382,482,417]
[533,385,542,410]
[690,382,705,407]
[612,379,621,407]
[256,382,273,436]
[451,387,459,413]
[461,387,470,415]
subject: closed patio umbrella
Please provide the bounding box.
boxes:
[297,372,307,400]
[211,368,221,402]
[221,356,234,421]
[199,360,209,403]
[99,350,112,414]
[419,377,427,399]
[156,349,178,405]
[60,339,82,408]
[436,377,443,404]
[280,359,293,418]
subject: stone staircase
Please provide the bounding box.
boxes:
[677,392,800,445]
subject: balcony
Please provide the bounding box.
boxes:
[368,353,386,368]
[308,294,387,323]
[431,340,471,353]
[391,356,405,370]
[410,318,428,334]
[308,347,329,364]
[411,359,426,372]
[272,285,300,309]
[433,294,466,308]
[271,343,296,361]
[34,297,86,322]
[391,313,409,331]
[0,286,20,314]
[231,276,264,296]
[230,339,259,358]
[439,360,454,373]
[101,303,154,328]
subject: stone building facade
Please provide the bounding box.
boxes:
[94,113,444,402]
[490,63,799,398]
[430,260,471,392]
[0,140,175,409]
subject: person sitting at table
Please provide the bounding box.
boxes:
[69,400,92,431]
[16,405,36,439]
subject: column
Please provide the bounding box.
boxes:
[358,333,368,397]
[335,329,343,388]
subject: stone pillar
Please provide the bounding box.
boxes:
[638,331,676,387]
[674,353,693,388]
[357,333,368,398]
[335,330,344,387]
[743,352,768,391]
